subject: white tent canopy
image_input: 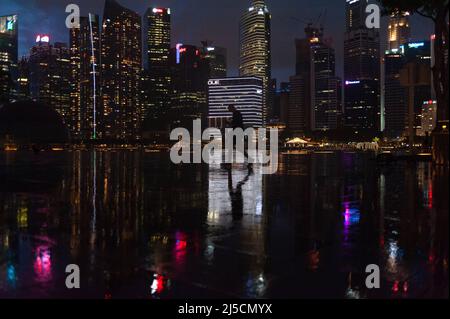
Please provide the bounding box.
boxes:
[286,137,309,145]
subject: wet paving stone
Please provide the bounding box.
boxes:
[0,150,448,299]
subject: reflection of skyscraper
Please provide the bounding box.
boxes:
[29,37,72,126]
[387,12,410,51]
[145,7,171,122]
[239,0,271,126]
[0,15,18,101]
[344,0,380,131]
[101,0,142,140]
[70,14,100,140]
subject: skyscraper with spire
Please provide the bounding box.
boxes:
[101,0,142,141]
[239,0,271,126]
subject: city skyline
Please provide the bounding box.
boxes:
[1,0,440,141]
[0,0,448,302]
[2,0,434,83]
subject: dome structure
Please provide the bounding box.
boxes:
[0,100,70,144]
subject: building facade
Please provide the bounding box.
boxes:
[199,41,227,81]
[16,57,29,100]
[169,44,206,129]
[145,7,171,122]
[0,15,18,102]
[288,75,307,134]
[418,100,437,136]
[208,77,263,128]
[384,41,433,139]
[311,32,341,131]
[290,25,341,133]
[69,14,101,140]
[387,11,410,51]
[29,37,71,127]
[239,0,271,125]
[384,51,407,138]
[344,0,380,132]
[101,0,142,141]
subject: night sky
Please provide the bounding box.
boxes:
[2,0,434,83]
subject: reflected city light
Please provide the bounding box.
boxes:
[0,150,447,299]
[343,202,360,227]
[7,264,16,287]
[33,245,52,283]
[150,274,165,295]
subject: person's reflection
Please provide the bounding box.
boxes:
[228,169,253,221]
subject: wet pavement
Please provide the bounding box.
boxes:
[0,150,448,299]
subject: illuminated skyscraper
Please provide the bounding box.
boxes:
[16,57,30,100]
[70,14,100,140]
[208,77,263,128]
[290,25,341,133]
[199,41,227,80]
[0,15,18,102]
[239,0,271,125]
[29,37,72,127]
[384,50,407,138]
[387,12,410,51]
[145,7,171,122]
[288,74,306,134]
[384,41,432,139]
[101,0,142,140]
[344,0,380,131]
[170,44,206,128]
[418,100,437,136]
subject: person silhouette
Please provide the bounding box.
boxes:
[222,105,253,171]
[228,169,253,221]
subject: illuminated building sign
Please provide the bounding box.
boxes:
[0,15,17,33]
[6,20,14,31]
[176,43,183,64]
[408,42,424,49]
[345,80,360,85]
[423,100,436,106]
[152,8,170,14]
[208,80,220,85]
[36,35,50,43]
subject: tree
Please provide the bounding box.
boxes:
[379,0,449,125]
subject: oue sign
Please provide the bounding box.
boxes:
[208,80,220,86]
